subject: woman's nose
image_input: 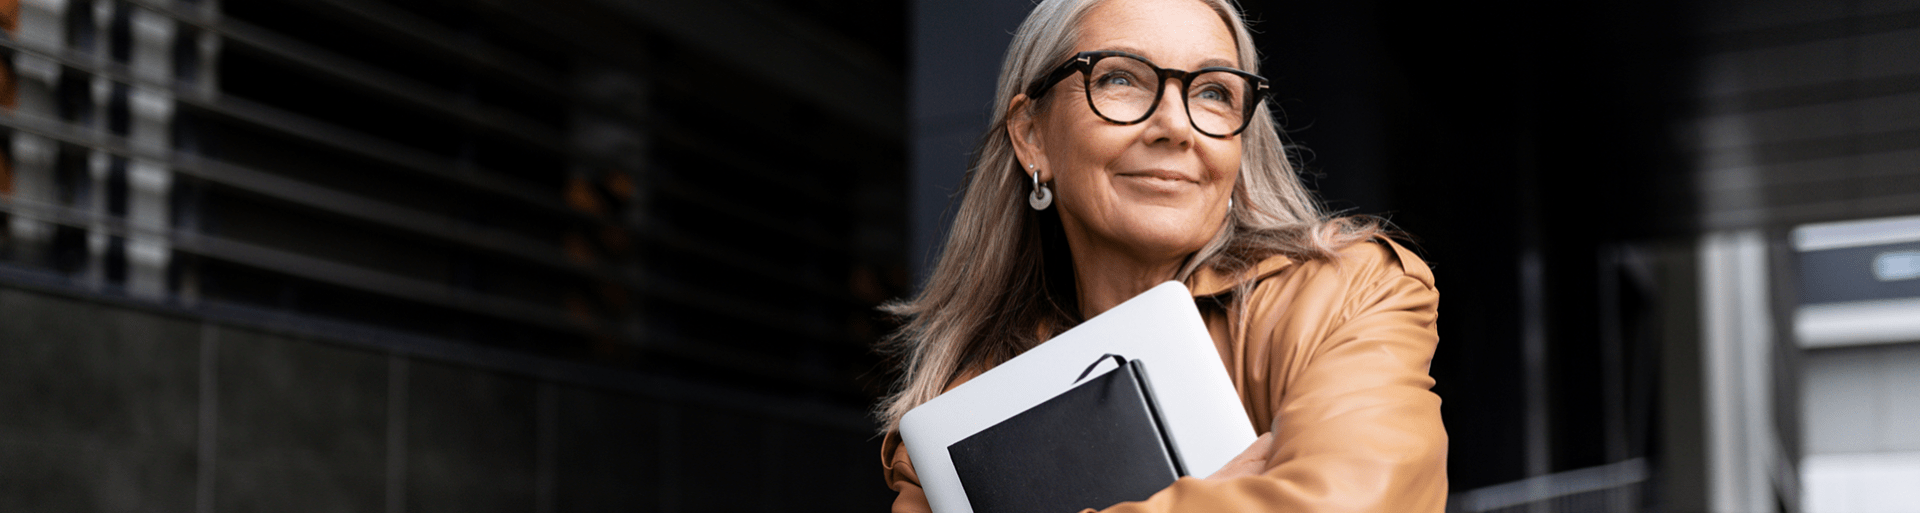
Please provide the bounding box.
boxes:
[1141,79,1196,146]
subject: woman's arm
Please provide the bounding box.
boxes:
[1206,432,1276,480]
[1099,242,1447,512]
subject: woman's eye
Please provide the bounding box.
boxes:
[1195,86,1232,103]
[1102,75,1134,87]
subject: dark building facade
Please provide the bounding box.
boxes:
[2,0,905,510]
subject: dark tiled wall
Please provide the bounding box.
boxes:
[554,386,662,511]
[0,287,891,512]
[406,360,540,512]
[214,327,387,512]
[0,288,200,512]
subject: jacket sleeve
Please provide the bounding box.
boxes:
[882,431,935,513]
[1100,244,1448,513]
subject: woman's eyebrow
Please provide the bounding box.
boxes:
[1088,46,1239,70]
[1197,57,1239,69]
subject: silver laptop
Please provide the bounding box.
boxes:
[900,281,1257,513]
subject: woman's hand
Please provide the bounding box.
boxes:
[1205,432,1275,480]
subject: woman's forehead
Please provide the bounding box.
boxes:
[1074,0,1239,69]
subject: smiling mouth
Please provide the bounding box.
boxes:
[1118,171,1198,184]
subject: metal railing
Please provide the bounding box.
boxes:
[1449,459,1650,513]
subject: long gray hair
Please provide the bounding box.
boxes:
[875,0,1382,434]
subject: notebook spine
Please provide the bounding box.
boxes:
[1130,359,1188,477]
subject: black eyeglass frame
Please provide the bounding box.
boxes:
[1024,50,1271,138]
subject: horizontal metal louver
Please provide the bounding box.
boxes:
[2,0,906,402]
[1693,3,1920,230]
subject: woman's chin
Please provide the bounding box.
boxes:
[1061,195,1226,261]
[1109,213,1221,258]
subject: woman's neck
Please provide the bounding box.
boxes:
[1070,247,1185,320]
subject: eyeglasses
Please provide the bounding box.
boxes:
[1025,51,1269,138]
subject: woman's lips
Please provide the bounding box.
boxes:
[1117,169,1199,186]
[1114,170,1200,194]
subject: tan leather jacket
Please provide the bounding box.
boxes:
[882,239,1447,512]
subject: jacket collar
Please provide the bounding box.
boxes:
[1186,254,1296,298]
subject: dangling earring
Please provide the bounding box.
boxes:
[1028,164,1053,210]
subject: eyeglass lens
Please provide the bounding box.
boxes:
[1087,55,1251,135]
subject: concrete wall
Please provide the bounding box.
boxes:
[0,286,890,512]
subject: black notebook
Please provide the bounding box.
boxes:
[946,355,1186,513]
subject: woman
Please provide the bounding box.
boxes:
[877,0,1447,510]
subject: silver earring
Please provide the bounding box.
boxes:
[1028,170,1053,210]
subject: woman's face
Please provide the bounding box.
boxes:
[1012,0,1242,269]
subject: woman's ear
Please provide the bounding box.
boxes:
[1006,94,1050,181]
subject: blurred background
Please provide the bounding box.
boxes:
[1,0,1916,511]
